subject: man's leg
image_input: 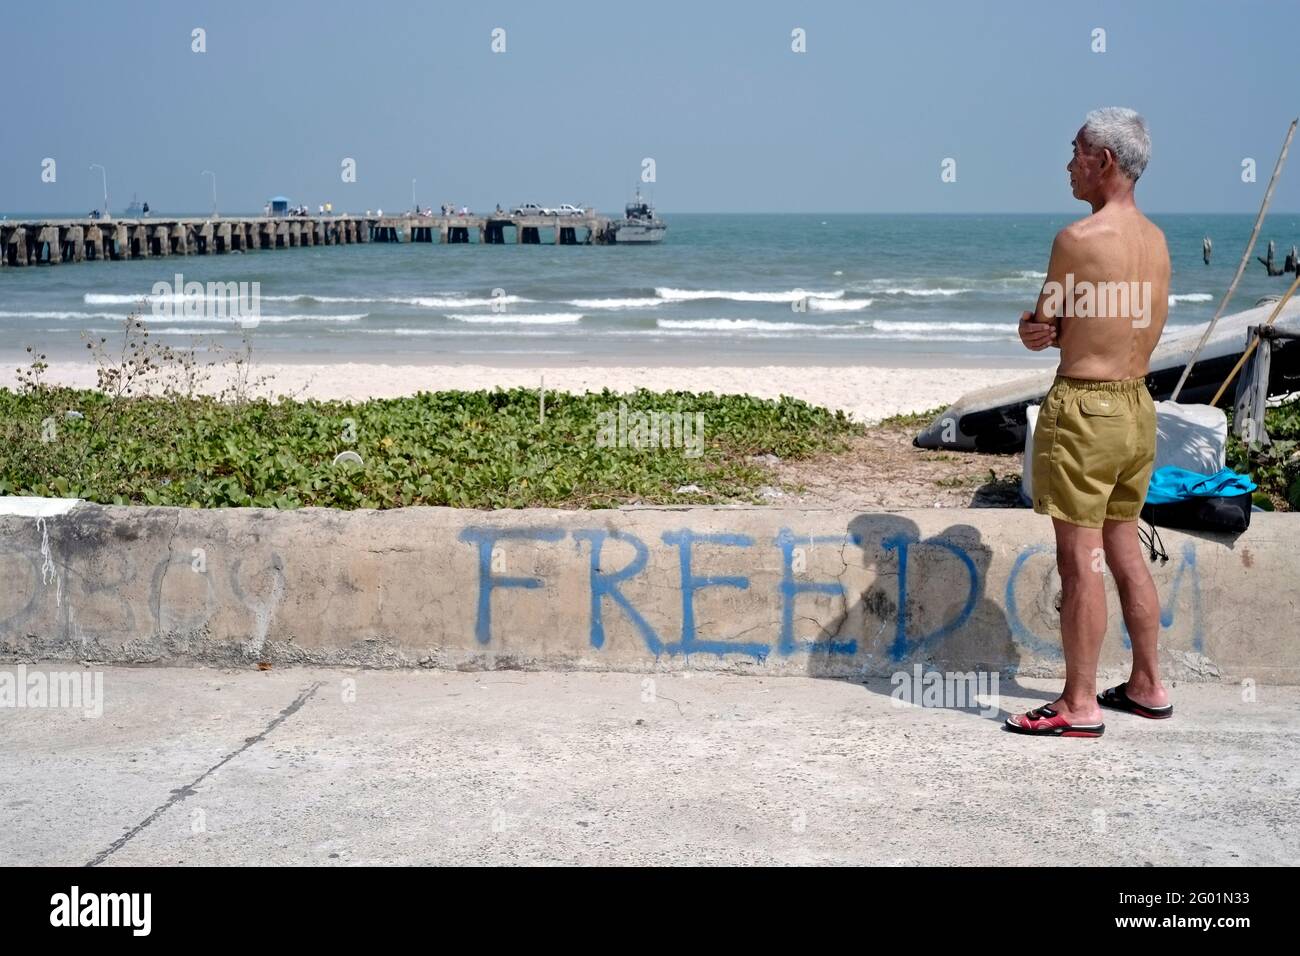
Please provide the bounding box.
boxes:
[1102,517,1170,708]
[1050,517,1106,724]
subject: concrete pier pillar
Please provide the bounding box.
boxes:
[149,225,169,256]
[129,224,148,259]
[84,225,101,260]
[111,224,127,259]
[38,226,60,263]
[216,222,231,253]
[66,226,85,262]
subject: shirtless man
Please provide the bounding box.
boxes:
[1007,107,1173,738]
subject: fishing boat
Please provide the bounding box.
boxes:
[913,297,1300,452]
[609,188,666,244]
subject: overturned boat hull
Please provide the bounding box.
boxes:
[913,298,1300,452]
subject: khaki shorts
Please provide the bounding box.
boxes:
[1031,375,1156,528]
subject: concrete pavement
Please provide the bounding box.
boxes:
[1,666,1296,866]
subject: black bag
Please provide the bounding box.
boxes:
[1140,491,1253,534]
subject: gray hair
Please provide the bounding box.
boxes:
[1082,107,1151,181]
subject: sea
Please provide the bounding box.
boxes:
[1,213,1295,366]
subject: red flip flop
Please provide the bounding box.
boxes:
[1005,705,1105,738]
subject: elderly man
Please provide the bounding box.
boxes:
[1008,108,1173,738]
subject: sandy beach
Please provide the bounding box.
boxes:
[0,360,1041,423]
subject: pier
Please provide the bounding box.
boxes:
[0,212,615,266]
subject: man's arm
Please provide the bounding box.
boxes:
[1020,229,1081,351]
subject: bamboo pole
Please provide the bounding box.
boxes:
[1170,118,1297,402]
[1209,270,1300,406]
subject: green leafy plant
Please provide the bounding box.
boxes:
[0,377,858,510]
[1227,395,1300,510]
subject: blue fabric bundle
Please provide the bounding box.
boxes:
[1145,466,1257,507]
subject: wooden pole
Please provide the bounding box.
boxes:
[1209,269,1300,406]
[1170,118,1297,402]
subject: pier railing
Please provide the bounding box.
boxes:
[0,213,614,266]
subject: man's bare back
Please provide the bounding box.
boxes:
[1035,206,1170,381]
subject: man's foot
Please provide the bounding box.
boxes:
[1098,681,1173,719]
[1118,676,1171,710]
[1005,705,1105,738]
[1042,696,1105,726]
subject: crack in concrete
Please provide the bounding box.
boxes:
[84,680,323,867]
[153,510,183,638]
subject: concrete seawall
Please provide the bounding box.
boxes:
[1,502,1295,681]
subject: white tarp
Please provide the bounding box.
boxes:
[1021,403,1226,505]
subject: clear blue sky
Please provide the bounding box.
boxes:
[4,0,1297,214]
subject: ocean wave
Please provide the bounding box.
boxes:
[808,298,873,312]
[250,313,368,324]
[567,297,664,309]
[657,318,850,332]
[85,292,205,305]
[655,287,845,303]
[870,320,1017,333]
[868,286,974,297]
[0,310,134,321]
[360,328,560,337]
[126,313,368,324]
[91,292,530,308]
[446,313,583,325]
[1169,293,1213,304]
[137,327,250,335]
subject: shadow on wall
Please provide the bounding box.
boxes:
[803,513,1056,724]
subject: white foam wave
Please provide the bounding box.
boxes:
[808,298,873,312]
[446,313,582,325]
[92,292,529,308]
[655,287,845,303]
[0,310,132,321]
[567,297,664,309]
[870,286,973,297]
[1169,293,1213,304]
[870,320,1017,333]
[657,318,848,332]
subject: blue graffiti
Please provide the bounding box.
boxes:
[457,527,567,644]
[660,530,766,659]
[883,533,978,661]
[774,530,855,656]
[571,529,663,654]
[458,525,1104,663]
[1003,544,1063,658]
[1119,540,1203,651]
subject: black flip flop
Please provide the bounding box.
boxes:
[1098,682,1173,719]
